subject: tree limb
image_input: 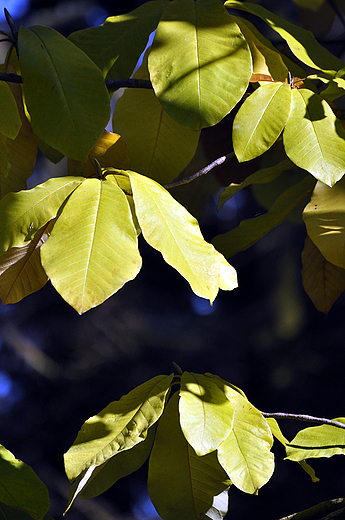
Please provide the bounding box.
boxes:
[277,498,345,520]
[262,412,345,430]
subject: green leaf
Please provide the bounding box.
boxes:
[64,374,173,481]
[303,177,345,269]
[286,418,345,461]
[0,82,21,140]
[213,173,316,258]
[69,2,169,80]
[0,445,50,520]
[127,170,238,303]
[292,0,326,11]
[179,372,234,456]
[225,1,344,72]
[148,0,251,131]
[112,50,200,185]
[148,392,231,520]
[40,178,142,314]
[283,89,345,187]
[216,386,274,494]
[233,82,291,162]
[18,26,110,161]
[0,176,84,256]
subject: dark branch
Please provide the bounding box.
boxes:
[262,412,345,430]
[277,498,345,520]
[0,72,22,83]
[105,78,152,90]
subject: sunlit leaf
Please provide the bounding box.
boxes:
[0,81,21,140]
[149,0,251,130]
[179,372,234,456]
[233,82,291,162]
[64,374,173,481]
[148,392,231,520]
[283,89,345,187]
[113,50,200,184]
[128,170,237,303]
[18,26,110,161]
[40,178,142,314]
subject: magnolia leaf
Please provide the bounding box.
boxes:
[283,89,345,187]
[0,81,21,140]
[68,1,169,79]
[213,174,316,258]
[35,138,64,165]
[40,178,142,314]
[112,50,200,185]
[204,373,247,399]
[0,176,84,256]
[217,386,274,494]
[225,1,344,72]
[148,392,231,520]
[303,178,345,269]
[64,374,173,481]
[68,130,131,178]
[301,235,345,313]
[18,26,110,161]
[127,170,237,303]
[149,0,251,131]
[233,82,291,162]
[286,418,345,461]
[0,445,50,520]
[293,0,326,11]
[179,372,234,456]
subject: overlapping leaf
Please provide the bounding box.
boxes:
[18,26,110,161]
[179,372,234,456]
[0,81,21,140]
[233,82,291,162]
[148,392,231,520]
[148,0,252,131]
[283,89,345,186]
[112,50,200,184]
[64,374,173,481]
[127,170,238,303]
[40,178,142,314]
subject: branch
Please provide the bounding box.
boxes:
[164,152,235,189]
[0,72,22,83]
[262,412,345,430]
[277,498,345,520]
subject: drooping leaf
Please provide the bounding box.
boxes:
[301,235,345,313]
[127,170,238,303]
[0,176,84,256]
[213,173,316,258]
[112,50,200,184]
[68,1,169,79]
[149,0,252,131]
[286,418,345,461]
[40,177,142,314]
[0,81,21,140]
[18,26,110,161]
[0,444,50,520]
[179,372,234,456]
[233,82,291,162]
[303,177,345,269]
[283,89,345,187]
[64,374,173,481]
[148,392,231,520]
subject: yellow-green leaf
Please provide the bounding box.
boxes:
[0,81,21,140]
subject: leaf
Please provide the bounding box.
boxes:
[179,372,234,456]
[68,130,131,178]
[148,392,231,520]
[301,235,345,313]
[217,386,274,494]
[18,26,110,161]
[0,444,50,520]
[286,418,345,461]
[40,178,142,314]
[0,176,84,256]
[64,374,173,481]
[112,50,200,185]
[148,0,252,131]
[233,82,291,162]
[225,1,344,72]
[213,173,316,258]
[0,505,53,520]
[292,0,326,11]
[68,1,169,79]
[127,170,238,303]
[0,81,21,140]
[303,177,345,269]
[283,89,345,187]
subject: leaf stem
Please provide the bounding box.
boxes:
[262,412,345,430]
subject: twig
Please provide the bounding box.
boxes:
[164,152,235,189]
[262,412,345,430]
[277,498,345,520]
[105,78,152,90]
[0,72,22,83]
